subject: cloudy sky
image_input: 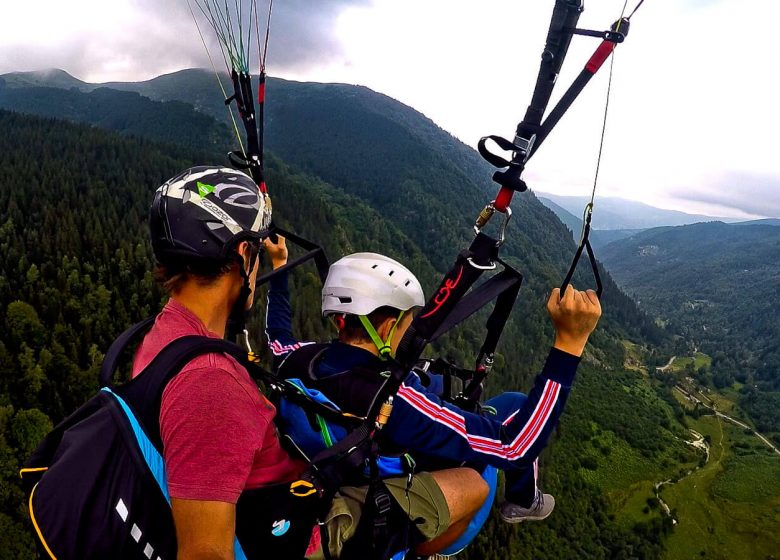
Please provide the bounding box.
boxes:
[2,0,778,218]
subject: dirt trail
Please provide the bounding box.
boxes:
[656,355,677,372]
[653,429,710,521]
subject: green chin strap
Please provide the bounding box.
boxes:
[358,310,406,360]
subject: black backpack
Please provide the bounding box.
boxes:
[21,318,320,560]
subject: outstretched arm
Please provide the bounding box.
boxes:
[385,285,601,470]
[263,237,308,365]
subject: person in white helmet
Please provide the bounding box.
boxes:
[264,238,601,551]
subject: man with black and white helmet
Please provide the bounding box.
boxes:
[149,165,273,334]
[266,239,601,553]
[134,166,315,559]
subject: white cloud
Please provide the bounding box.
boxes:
[1,0,777,218]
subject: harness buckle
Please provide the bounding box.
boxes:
[374,490,393,516]
[512,134,536,163]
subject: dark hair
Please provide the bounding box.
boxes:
[153,241,262,294]
[338,306,402,343]
[154,257,237,294]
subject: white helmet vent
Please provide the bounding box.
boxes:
[322,253,426,317]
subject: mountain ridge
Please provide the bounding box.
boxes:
[537,191,747,230]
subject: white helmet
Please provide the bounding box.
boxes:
[322,253,425,317]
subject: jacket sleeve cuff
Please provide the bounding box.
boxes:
[542,347,581,387]
[268,268,289,292]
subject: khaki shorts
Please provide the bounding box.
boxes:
[308,472,451,560]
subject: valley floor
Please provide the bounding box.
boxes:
[660,413,780,560]
[591,346,780,560]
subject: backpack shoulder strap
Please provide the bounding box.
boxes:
[113,334,251,452]
[99,316,156,388]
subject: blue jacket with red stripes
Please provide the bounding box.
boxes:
[265,272,581,471]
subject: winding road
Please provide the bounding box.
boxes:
[674,386,780,456]
[656,355,677,372]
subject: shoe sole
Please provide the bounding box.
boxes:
[499,511,553,524]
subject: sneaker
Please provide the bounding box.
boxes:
[499,490,555,523]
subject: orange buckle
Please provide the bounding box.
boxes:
[290,480,317,497]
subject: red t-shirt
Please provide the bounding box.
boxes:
[131,299,305,503]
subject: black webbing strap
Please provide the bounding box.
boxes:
[516,0,584,143]
[559,208,603,298]
[368,455,393,556]
[428,265,522,343]
[257,225,330,285]
[302,423,376,492]
[396,232,499,370]
[530,17,630,158]
[396,232,523,373]
[477,135,519,169]
[99,316,156,388]
[226,70,263,182]
[460,267,523,402]
[480,270,523,358]
[476,0,584,192]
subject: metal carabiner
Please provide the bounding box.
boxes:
[496,207,512,246]
[473,203,512,247]
[473,202,497,234]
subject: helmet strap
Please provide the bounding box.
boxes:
[226,245,258,341]
[226,268,251,341]
[358,310,406,360]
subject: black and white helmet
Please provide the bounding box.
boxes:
[322,253,425,317]
[150,166,272,263]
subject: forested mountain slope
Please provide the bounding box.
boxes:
[0,84,230,154]
[600,222,780,439]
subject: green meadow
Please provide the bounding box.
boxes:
[660,413,780,559]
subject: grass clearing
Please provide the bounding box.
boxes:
[693,352,711,369]
[579,432,663,492]
[712,453,780,503]
[578,428,698,531]
[661,415,780,560]
[622,340,648,374]
[669,352,710,374]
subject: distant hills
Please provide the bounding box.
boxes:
[537,191,743,230]
[535,192,771,250]
[536,196,644,249]
[600,221,780,437]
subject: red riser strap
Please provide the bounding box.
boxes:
[585,40,616,74]
[494,187,514,213]
[257,81,266,104]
